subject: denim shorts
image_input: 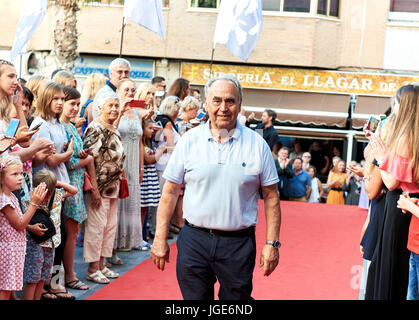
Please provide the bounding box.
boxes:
[23,234,55,283]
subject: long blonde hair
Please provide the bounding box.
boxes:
[385,84,419,183]
[80,73,106,107]
[26,75,47,116]
[0,60,15,123]
[135,83,155,110]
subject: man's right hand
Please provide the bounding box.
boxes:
[150,236,170,271]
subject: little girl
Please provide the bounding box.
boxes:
[307,166,324,203]
[0,155,47,300]
[140,120,166,245]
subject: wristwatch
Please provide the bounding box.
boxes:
[266,240,281,248]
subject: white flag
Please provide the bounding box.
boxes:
[124,0,165,40]
[213,0,263,61]
[10,0,47,63]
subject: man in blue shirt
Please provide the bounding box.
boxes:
[150,75,282,300]
[289,157,312,202]
[245,109,279,151]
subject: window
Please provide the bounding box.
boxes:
[190,0,217,8]
[284,0,311,13]
[391,0,419,12]
[189,0,339,17]
[317,0,339,17]
[263,0,282,11]
[95,0,169,7]
[317,0,327,15]
[329,0,339,17]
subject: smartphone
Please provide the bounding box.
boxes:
[196,112,206,121]
[31,122,42,131]
[366,116,380,133]
[5,118,20,138]
[129,100,146,108]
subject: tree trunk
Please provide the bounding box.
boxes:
[50,0,80,71]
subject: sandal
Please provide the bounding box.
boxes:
[100,266,119,279]
[65,279,90,290]
[40,291,58,300]
[109,254,123,265]
[169,223,182,234]
[86,270,110,284]
[48,288,76,300]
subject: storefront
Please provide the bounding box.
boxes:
[182,62,419,172]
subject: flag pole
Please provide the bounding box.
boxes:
[209,45,215,78]
[119,17,126,57]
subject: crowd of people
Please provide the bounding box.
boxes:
[0,57,205,300]
[245,108,366,205]
[0,55,418,301]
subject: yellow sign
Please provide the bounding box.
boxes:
[181,62,419,97]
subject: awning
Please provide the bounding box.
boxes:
[242,89,350,128]
[352,96,392,129]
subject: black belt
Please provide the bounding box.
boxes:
[184,220,255,237]
[331,188,343,191]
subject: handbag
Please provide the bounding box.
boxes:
[119,176,129,199]
[84,170,93,191]
[28,192,56,244]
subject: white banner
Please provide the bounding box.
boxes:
[213,0,263,61]
[124,0,165,40]
[10,0,47,63]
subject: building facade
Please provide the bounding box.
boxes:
[1,0,419,165]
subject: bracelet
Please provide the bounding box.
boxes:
[29,202,40,208]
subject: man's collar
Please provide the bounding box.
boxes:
[204,119,242,142]
[106,79,117,92]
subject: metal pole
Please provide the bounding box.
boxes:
[19,54,23,79]
[209,47,215,77]
[119,17,125,58]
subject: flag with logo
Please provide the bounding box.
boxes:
[10,0,47,63]
[123,0,165,40]
[213,0,263,61]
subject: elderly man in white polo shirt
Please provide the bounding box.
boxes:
[150,75,282,300]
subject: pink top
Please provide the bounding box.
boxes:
[379,153,419,193]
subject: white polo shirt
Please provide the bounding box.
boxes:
[163,120,279,231]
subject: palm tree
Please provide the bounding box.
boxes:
[49,0,81,70]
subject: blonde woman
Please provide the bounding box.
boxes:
[80,73,106,130]
[154,96,182,238]
[52,70,77,89]
[177,96,200,136]
[135,82,156,112]
[366,84,419,300]
[0,60,36,149]
[25,75,48,119]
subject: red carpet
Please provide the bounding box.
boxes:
[88,201,367,300]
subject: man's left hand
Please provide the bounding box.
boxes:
[259,245,279,276]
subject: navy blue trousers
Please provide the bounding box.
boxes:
[176,224,256,300]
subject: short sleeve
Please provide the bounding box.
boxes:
[260,140,280,187]
[162,136,186,185]
[83,123,103,157]
[0,194,17,212]
[380,153,414,183]
[30,118,50,141]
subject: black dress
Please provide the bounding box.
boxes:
[365,189,418,300]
